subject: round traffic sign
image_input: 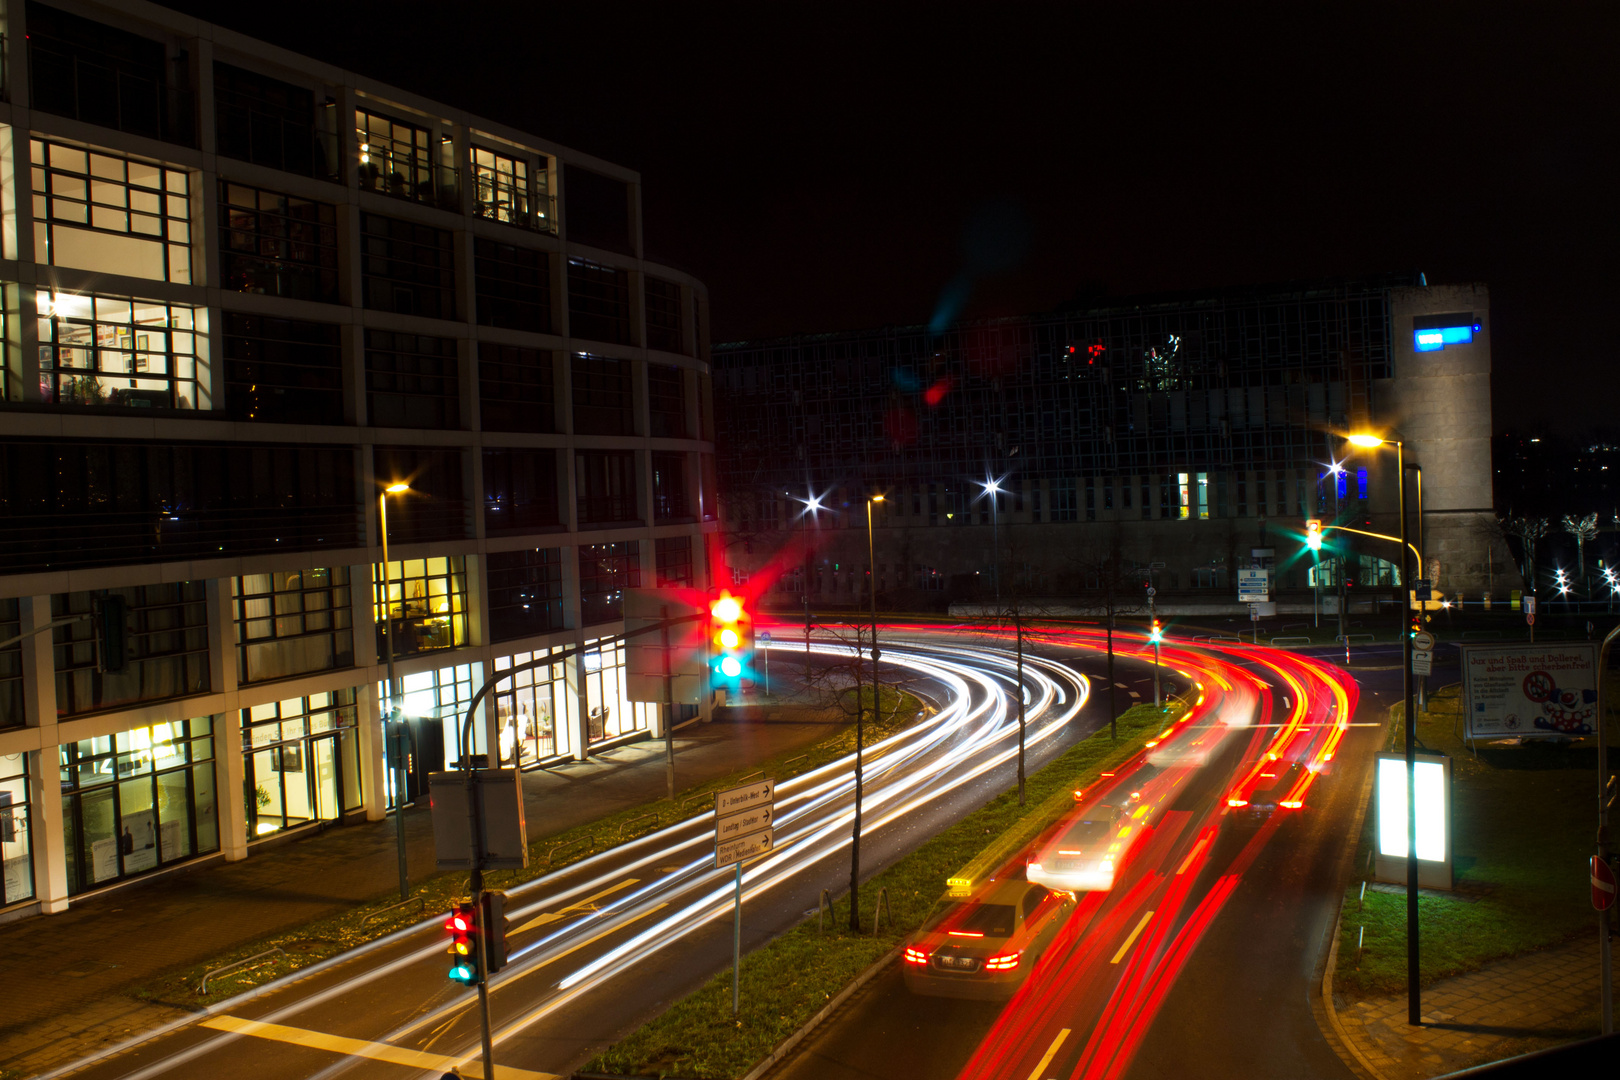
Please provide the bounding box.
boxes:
[1592,855,1615,911]
[1527,613,1536,626]
[1146,587,1157,597]
[1412,631,1435,651]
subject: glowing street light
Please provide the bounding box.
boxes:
[377,479,411,901]
[979,475,1008,609]
[1346,432,1386,449]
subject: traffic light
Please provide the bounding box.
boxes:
[1305,519,1322,551]
[481,890,511,975]
[710,591,753,686]
[1148,619,1164,644]
[445,901,480,985]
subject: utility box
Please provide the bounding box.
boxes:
[428,769,529,870]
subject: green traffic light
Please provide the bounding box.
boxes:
[449,963,475,984]
[1306,533,1322,551]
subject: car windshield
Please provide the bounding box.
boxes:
[922,901,1017,938]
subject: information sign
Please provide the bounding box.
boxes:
[716,779,773,816]
[715,779,774,870]
[1460,642,1598,738]
[1412,650,1433,676]
[1237,568,1270,603]
[1414,578,1433,601]
[1524,596,1537,615]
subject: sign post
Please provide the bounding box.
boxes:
[715,779,774,1016]
[1525,595,1537,643]
[760,630,772,697]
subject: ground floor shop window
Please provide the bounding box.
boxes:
[0,755,32,904]
[242,689,362,838]
[582,637,655,746]
[493,646,573,766]
[59,718,218,895]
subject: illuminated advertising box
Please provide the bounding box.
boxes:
[1374,752,1452,890]
[1459,642,1598,739]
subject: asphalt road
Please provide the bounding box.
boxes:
[45,632,1103,1080]
[765,634,1396,1080]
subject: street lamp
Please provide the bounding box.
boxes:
[795,489,824,680]
[980,475,1005,611]
[378,481,411,901]
[848,493,884,931]
[1345,430,1422,1025]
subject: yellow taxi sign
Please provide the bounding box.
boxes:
[946,876,973,897]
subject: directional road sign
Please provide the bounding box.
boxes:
[1237,568,1270,603]
[1412,650,1433,676]
[715,779,774,869]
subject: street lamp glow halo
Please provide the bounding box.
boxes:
[1346,433,1386,449]
[870,494,885,503]
[385,482,410,494]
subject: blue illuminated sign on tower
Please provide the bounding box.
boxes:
[1413,312,1482,353]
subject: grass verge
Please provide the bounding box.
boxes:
[1333,682,1600,997]
[588,699,1184,1080]
[137,689,925,1009]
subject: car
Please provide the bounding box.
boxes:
[902,879,1076,1000]
[1241,761,1307,815]
[1026,803,1128,892]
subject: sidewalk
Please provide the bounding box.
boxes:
[1330,937,1603,1079]
[0,706,846,1079]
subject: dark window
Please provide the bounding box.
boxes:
[356,107,456,210]
[0,600,21,730]
[365,331,460,430]
[654,535,693,588]
[234,568,353,683]
[567,260,632,345]
[219,181,339,302]
[578,542,639,626]
[652,452,689,523]
[223,313,344,425]
[486,548,564,641]
[475,238,550,333]
[360,213,457,320]
[53,583,210,716]
[26,2,195,147]
[563,166,631,254]
[0,438,359,573]
[483,448,559,535]
[647,363,687,438]
[213,62,335,179]
[576,450,638,526]
[645,277,685,354]
[571,354,634,436]
[478,343,555,434]
[372,446,468,543]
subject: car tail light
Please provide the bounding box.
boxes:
[984,951,1021,971]
[904,946,931,965]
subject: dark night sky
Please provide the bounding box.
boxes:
[163,1,1618,432]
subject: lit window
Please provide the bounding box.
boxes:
[38,292,207,410]
[471,145,552,232]
[1177,472,1190,519]
[32,139,191,283]
[356,107,455,210]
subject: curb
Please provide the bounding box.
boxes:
[739,945,901,1080]
[1315,705,1392,1080]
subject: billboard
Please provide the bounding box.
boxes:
[1375,752,1451,890]
[1460,642,1599,738]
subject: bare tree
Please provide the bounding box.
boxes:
[1563,512,1599,589]
[1502,516,1550,594]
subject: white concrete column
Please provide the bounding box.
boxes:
[20,596,68,913]
[215,713,247,860]
[356,678,386,821]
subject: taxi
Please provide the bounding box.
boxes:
[902,878,1075,1000]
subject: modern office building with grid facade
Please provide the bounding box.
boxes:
[714,275,1515,614]
[0,0,718,917]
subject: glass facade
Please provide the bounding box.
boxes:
[233,568,354,684]
[59,718,219,895]
[0,754,32,905]
[493,646,571,766]
[242,689,361,838]
[53,584,211,717]
[581,637,654,746]
[373,557,469,660]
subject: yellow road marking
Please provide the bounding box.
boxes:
[1176,835,1211,876]
[1110,910,1155,964]
[200,1015,555,1079]
[513,879,638,935]
[1025,1027,1071,1080]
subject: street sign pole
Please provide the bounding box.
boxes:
[1597,624,1619,1035]
[733,860,743,1016]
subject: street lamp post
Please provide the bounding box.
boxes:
[1348,431,1421,1025]
[798,490,822,682]
[378,481,410,902]
[981,477,1004,611]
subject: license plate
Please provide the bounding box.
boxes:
[933,955,980,972]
